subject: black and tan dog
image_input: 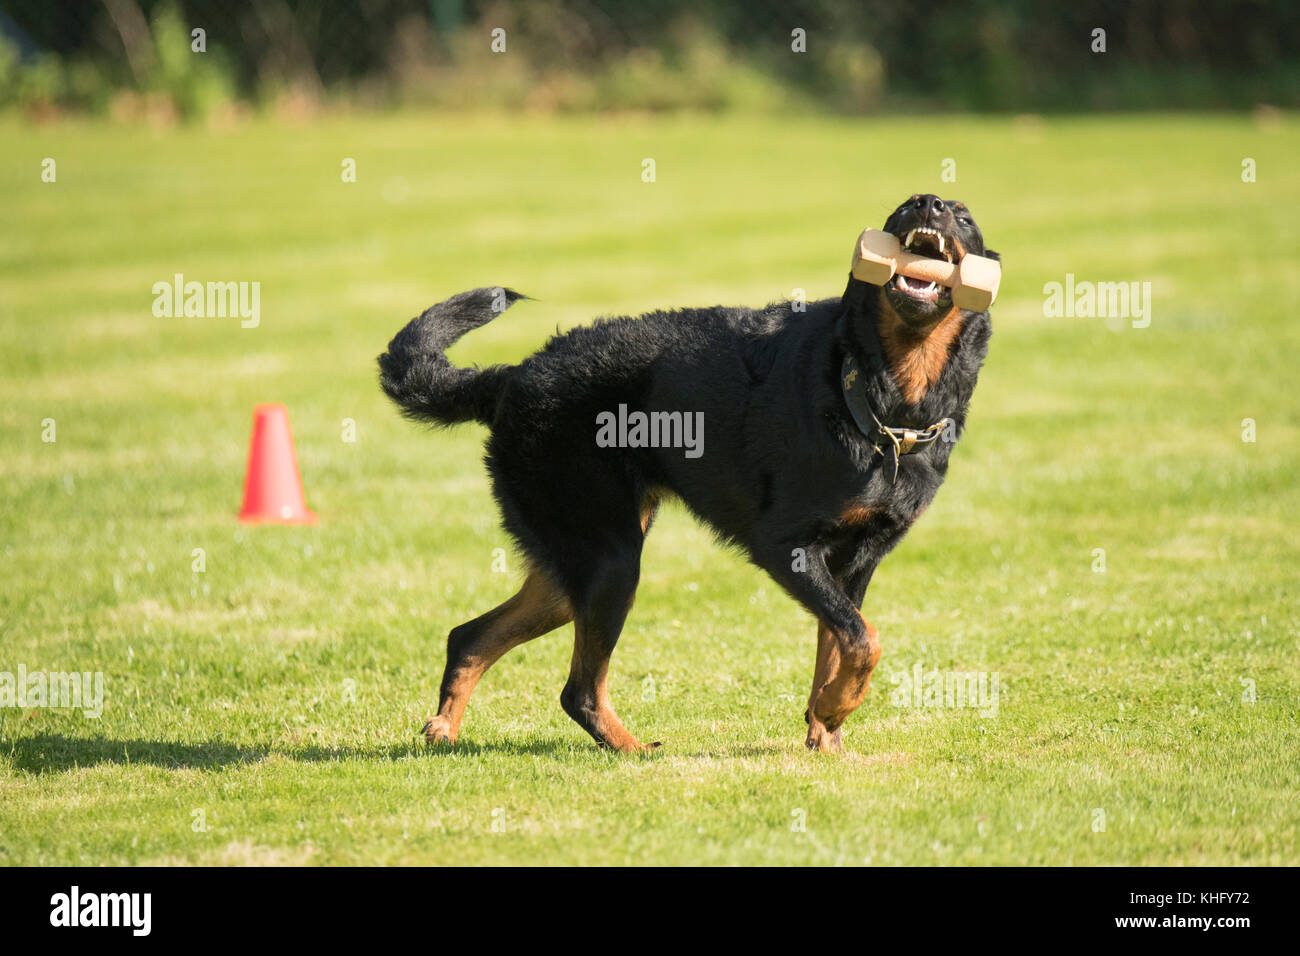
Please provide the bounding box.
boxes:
[379,194,998,753]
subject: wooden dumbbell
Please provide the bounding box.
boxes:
[851,228,1001,312]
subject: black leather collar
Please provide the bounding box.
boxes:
[840,353,953,482]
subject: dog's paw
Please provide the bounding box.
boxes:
[804,722,844,754]
[421,716,457,746]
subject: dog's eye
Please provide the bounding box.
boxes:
[957,216,972,225]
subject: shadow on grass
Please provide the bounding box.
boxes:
[3,733,588,773]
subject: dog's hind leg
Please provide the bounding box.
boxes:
[424,567,573,745]
[558,535,657,753]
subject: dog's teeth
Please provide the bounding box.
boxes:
[905,229,916,247]
[937,235,945,254]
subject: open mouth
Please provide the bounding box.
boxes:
[891,227,955,302]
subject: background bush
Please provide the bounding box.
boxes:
[0,0,1294,119]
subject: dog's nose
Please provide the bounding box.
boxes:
[909,195,947,221]
[912,195,945,214]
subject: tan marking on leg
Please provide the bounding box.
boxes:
[425,568,573,745]
[639,494,670,538]
[807,610,881,744]
[640,493,661,535]
[566,637,652,753]
[805,622,844,753]
[839,504,877,527]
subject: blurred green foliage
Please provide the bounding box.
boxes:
[0,1,1295,119]
[0,1,234,119]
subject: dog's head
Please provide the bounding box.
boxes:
[880,194,999,328]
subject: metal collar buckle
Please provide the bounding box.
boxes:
[841,354,953,484]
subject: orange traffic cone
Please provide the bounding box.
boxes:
[238,404,317,524]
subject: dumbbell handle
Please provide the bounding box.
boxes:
[852,229,959,287]
[889,252,959,287]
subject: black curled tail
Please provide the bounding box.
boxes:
[378,286,526,427]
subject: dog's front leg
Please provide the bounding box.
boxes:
[806,622,846,753]
[759,542,880,752]
[805,610,881,751]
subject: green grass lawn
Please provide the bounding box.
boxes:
[1,111,1297,865]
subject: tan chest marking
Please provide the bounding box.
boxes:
[878,292,965,405]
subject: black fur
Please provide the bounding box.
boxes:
[380,194,998,749]
[378,286,525,425]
